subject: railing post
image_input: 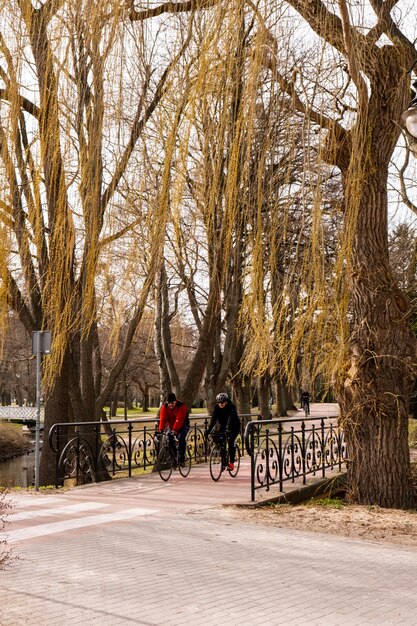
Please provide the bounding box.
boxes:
[54,425,60,488]
[250,424,255,502]
[143,425,148,471]
[95,423,100,478]
[128,423,133,477]
[112,427,117,475]
[329,423,334,469]
[337,424,343,472]
[76,429,80,484]
[265,428,270,493]
[193,421,197,462]
[301,420,306,484]
[204,418,209,462]
[290,426,295,482]
[321,418,326,478]
[312,424,317,473]
[278,421,283,492]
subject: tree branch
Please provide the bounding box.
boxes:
[4,268,37,331]
[338,0,368,112]
[129,0,218,22]
[367,0,417,58]
[284,0,378,72]
[100,25,193,213]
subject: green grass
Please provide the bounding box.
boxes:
[309,497,346,509]
[105,406,211,418]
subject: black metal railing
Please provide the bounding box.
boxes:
[244,416,347,502]
[49,413,256,487]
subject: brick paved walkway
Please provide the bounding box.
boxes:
[1,454,417,626]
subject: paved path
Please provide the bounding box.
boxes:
[1,456,417,626]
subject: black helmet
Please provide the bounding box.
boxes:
[216,392,229,403]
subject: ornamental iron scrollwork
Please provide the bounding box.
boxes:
[49,414,253,486]
[244,416,347,501]
[57,437,95,481]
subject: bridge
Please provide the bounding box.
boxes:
[48,404,345,501]
[0,405,44,424]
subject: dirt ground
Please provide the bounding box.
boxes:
[232,501,417,549]
[231,456,417,549]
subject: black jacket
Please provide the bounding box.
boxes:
[207,400,240,435]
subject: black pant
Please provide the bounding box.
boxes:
[213,430,238,464]
[176,425,189,463]
[227,429,239,464]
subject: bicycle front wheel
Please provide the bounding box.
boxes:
[178,450,192,478]
[209,444,223,481]
[228,445,241,478]
[157,444,173,481]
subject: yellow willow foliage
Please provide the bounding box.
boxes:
[0,224,10,354]
[233,35,349,386]
[0,0,186,392]
[2,0,411,402]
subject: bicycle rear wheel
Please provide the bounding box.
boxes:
[178,450,192,478]
[228,445,241,478]
[209,444,223,481]
[157,444,173,481]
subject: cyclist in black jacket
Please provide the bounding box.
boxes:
[206,393,241,470]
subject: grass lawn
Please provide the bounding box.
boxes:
[105,406,211,419]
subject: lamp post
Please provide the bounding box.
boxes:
[32,331,51,490]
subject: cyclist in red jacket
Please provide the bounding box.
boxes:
[158,393,190,466]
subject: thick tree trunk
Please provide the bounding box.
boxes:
[40,351,71,486]
[338,245,416,507]
[275,379,288,417]
[232,374,252,416]
[336,80,417,507]
[258,374,272,419]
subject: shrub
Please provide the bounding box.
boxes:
[0,423,32,462]
[0,490,12,570]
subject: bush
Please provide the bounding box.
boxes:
[0,423,32,462]
[0,490,12,570]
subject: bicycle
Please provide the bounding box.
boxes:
[301,399,310,417]
[209,432,241,482]
[155,429,191,481]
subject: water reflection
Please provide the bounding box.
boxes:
[0,451,35,488]
[0,430,36,488]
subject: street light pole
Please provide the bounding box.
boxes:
[32,331,52,491]
[34,348,42,491]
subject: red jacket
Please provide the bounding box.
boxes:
[158,401,189,433]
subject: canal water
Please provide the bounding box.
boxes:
[0,451,35,488]
[0,432,36,488]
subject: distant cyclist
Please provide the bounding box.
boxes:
[206,393,241,471]
[300,389,310,416]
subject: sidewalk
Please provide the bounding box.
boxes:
[1,454,417,625]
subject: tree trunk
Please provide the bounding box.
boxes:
[142,385,149,412]
[275,379,288,417]
[232,375,252,414]
[40,351,71,486]
[258,374,272,419]
[111,386,120,418]
[335,63,417,507]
